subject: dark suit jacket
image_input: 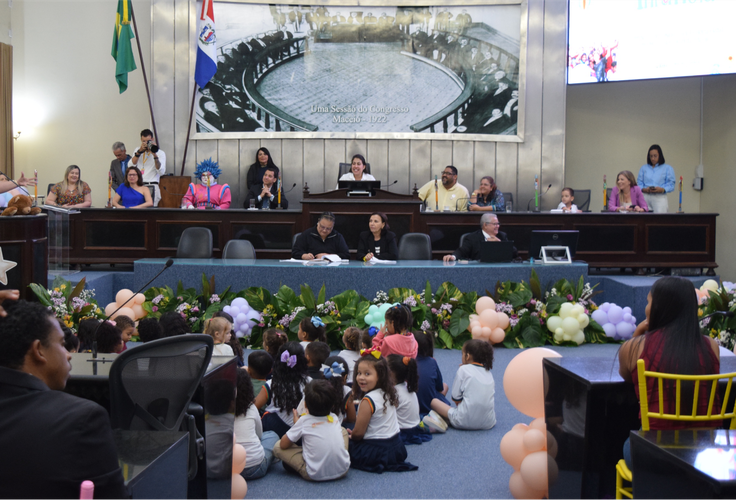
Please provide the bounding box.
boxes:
[109,155,131,192]
[453,230,517,261]
[0,367,127,499]
[292,228,350,260]
[356,231,399,261]
[243,183,288,209]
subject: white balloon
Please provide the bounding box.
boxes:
[702,280,719,292]
[559,303,574,318]
[563,333,572,341]
[577,314,589,328]
[554,329,565,342]
[572,330,585,345]
[562,317,580,335]
[546,316,563,333]
[571,304,585,317]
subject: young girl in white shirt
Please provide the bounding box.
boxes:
[298,316,326,350]
[323,355,356,425]
[338,326,362,382]
[234,369,279,479]
[349,352,418,472]
[557,187,579,213]
[205,317,234,356]
[387,354,432,445]
[427,339,496,431]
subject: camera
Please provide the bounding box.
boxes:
[146,140,159,154]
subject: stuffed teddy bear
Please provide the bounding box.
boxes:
[1,194,42,216]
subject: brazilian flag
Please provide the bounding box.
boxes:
[111,0,137,93]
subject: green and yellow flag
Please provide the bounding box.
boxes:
[111,0,137,93]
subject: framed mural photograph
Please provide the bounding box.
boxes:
[193,0,526,141]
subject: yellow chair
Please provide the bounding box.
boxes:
[615,358,736,499]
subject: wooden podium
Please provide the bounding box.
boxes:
[159,176,192,208]
[0,214,48,299]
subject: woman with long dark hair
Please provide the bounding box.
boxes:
[356,212,398,261]
[618,277,720,464]
[246,147,280,190]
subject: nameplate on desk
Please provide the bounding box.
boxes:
[86,356,117,365]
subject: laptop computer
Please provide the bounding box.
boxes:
[478,241,515,263]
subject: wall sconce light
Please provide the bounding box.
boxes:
[12,131,20,140]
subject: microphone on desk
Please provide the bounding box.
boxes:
[282,183,298,194]
[91,258,174,358]
[701,310,735,322]
[385,180,398,189]
[527,184,552,212]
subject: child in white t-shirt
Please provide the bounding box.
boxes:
[387,354,431,444]
[557,187,579,213]
[205,317,234,356]
[273,380,351,481]
[322,355,356,425]
[427,339,496,430]
[338,326,362,382]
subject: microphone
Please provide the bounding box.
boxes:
[455,197,472,211]
[91,258,174,358]
[527,184,552,212]
[386,180,398,188]
[282,182,298,194]
[701,310,735,322]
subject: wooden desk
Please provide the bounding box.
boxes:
[0,214,48,299]
[543,356,736,499]
[57,200,718,271]
[631,429,736,498]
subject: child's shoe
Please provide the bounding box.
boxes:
[422,411,447,433]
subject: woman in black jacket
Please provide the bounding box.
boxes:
[356,212,398,261]
[246,147,280,190]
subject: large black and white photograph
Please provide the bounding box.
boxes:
[195,2,523,139]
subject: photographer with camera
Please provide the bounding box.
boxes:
[130,128,166,206]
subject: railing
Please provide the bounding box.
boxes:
[409,61,474,133]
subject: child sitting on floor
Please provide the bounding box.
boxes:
[322,355,355,425]
[97,321,124,354]
[338,326,362,381]
[298,316,326,349]
[273,379,351,481]
[234,368,280,480]
[254,341,310,437]
[305,341,330,380]
[349,351,417,473]
[425,339,496,431]
[205,317,234,356]
[360,329,373,351]
[372,304,418,358]
[114,315,136,351]
[137,317,163,343]
[412,330,450,416]
[247,351,272,411]
[387,354,431,444]
[214,311,244,366]
[262,329,287,377]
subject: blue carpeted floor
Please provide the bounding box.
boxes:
[242,343,622,499]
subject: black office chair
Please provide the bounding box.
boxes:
[337,162,371,186]
[177,227,213,259]
[292,232,301,248]
[222,239,256,259]
[108,334,214,480]
[47,183,55,196]
[573,189,591,212]
[606,188,612,211]
[146,185,156,201]
[459,232,471,250]
[502,192,514,205]
[398,233,432,260]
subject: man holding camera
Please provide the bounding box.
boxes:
[130,128,166,206]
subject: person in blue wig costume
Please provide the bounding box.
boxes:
[182,158,231,209]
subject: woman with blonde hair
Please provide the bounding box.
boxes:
[608,170,648,212]
[46,165,92,208]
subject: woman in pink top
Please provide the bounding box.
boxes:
[372,305,418,358]
[608,170,648,212]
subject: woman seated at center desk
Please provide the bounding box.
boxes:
[112,166,153,209]
[356,212,398,262]
[608,170,648,213]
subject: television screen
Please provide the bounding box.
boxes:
[567,0,736,85]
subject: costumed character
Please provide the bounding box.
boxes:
[182,158,231,209]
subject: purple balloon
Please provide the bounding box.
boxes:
[623,313,632,323]
[616,322,635,340]
[603,323,617,338]
[599,302,611,312]
[591,309,608,325]
[231,297,248,310]
[623,307,632,315]
[607,305,624,324]
[229,306,240,317]
[236,313,247,325]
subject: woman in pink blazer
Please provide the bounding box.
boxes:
[608,170,649,212]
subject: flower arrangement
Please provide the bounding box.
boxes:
[29,276,105,333]
[698,281,736,350]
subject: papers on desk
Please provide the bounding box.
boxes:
[279,257,349,265]
[366,258,397,265]
[279,258,303,262]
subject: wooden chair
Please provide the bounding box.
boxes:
[615,358,736,499]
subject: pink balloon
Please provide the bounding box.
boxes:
[476,296,496,314]
[509,470,546,500]
[523,429,546,453]
[529,417,546,433]
[112,307,135,321]
[231,473,247,499]
[481,326,492,338]
[104,302,118,316]
[520,451,550,492]
[115,289,134,306]
[232,444,246,474]
[132,304,146,319]
[500,428,528,470]
[479,309,499,329]
[503,348,562,418]
[513,423,530,432]
[471,325,483,339]
[469,321,481,331]
[133,293,146,305]
[490,327,505,344]
[497,312,510,329]
[547,431,558,458]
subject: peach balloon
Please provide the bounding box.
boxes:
[546,431,558,459]
[497,312,510,329]
[232,444,246,474]
[529,417,546,433]
[475,296,496,314]
[490,327,506,344]
[481,326,492,338]
[471,325,483,339]
[112,307,135,321]
[520,451,550,492]
[513,423,530,432]
[523,429,546,453]
[133,293,146,305]
[104,302,118,316]
[503,348,562,418]
[132,304,146,320]
[469,321,481,331]
[479,309,499,329]
[509,470,545,500]
[231,473,247,499]
[115,289,134,306]
[500,428,528,470]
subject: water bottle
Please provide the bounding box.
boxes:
[530,257,534,265]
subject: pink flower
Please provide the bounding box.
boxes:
[152,306,158,312]
[567,294,574,300]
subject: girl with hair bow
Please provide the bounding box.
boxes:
[298,316,327,349]
[322,356,355,425]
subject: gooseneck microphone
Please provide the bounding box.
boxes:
[91,258,174,359]
[527,184,552,212]
[282,183,298,194]
[701,310,735,322]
